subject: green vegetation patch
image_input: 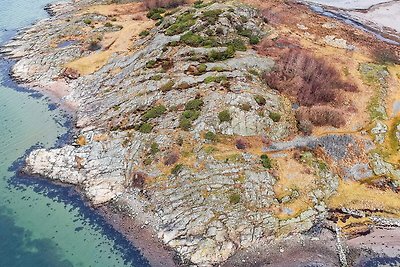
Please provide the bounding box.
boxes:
[207,46,235,62]
[185,98,204,110]
[179,98,204,131]
[261,154,272,169]
[204,75,227,84]
[204,131,217,141]
[165,11,196,36]
[218,109,231,123]
[180,31,219,47]
[161,80,175,92]
[269,112,281,122]
[254,95,266,106]
[201,9,223,24]
[147,8,166,20]
[359,63,389,121]
[229,193,241,204]
[139,30,150,37]
[142,105,167,121]
[225,38,247,52]
[171,164,184,175]
[150,142,160,155]
[139,123,153,133]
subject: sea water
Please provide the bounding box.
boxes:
[0,1,148,266]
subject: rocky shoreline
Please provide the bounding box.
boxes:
[2,0,400,266]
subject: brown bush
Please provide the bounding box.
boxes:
[235,138,248,150]
[256,37,299,57]
[296,106,345,128]
[263,48,356,107]
[297,120,313,136]
[372,47,400,65]
[164,151,179,166]
[129,171,147,189]
[143,0,186,9]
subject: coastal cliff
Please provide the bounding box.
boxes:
[2,0,400,266]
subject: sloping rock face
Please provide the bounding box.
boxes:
[7,1,339,265]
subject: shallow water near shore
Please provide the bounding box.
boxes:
[0,1,148,266]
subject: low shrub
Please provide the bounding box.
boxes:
[204,131,216,141]
[218,110,231,123]
[142,105,167,121]
[139,123,153,133]
[226,38,247,52]
[147,7,165,20]
[146,59,157,68]
[235,138,247,150]
[160,80,175,92]
[171,163,184,175]
[83,19,92,25]
[204,75,227,84]
[165,11,195,36]
[263,48,357,107]
[249,35,260,45]
[164,151,180,165]
[185,98,204,110]
[130,171,147,189]
[201,9,223,24]
[269,112,281,122]
[207,46,235,62]
[150,142,160,154]
[229,193,241,204]
[197,63,207,74]
[139,30,150,37]
[296,106,345,128]
[236,26,252,38]
[261,154,272,169]
[182,110,200,120]
[143,0,186,9]
[240,103,251,111]
[254,95,266,106]
[179,117,192,131]
[180,31,204,46]
[297,120,313,136]
[372,47,400,65]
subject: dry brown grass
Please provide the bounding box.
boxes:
[327,180,400,215]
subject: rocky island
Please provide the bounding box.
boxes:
[1,0,400,266]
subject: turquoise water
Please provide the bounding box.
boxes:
[0,1,149,267]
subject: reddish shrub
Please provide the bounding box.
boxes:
[164,151,179,166]
[235,138,248,150]
[130,171,147,189]
[143,0,186,9]
[256,37,299,57]
[372,47,400,65]
[296,106,345,128]
[297,120,313,136]
[263,48,356,107]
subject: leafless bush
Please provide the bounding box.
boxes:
[256,37,298,57]
[143,0,186,9]
[164,151,179,166]
[372,47,400,65]
[263,48,357,107]
[296,106,345,128]
[235,138,248,150]
[297,120,314,135]
[129,171,147,189]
